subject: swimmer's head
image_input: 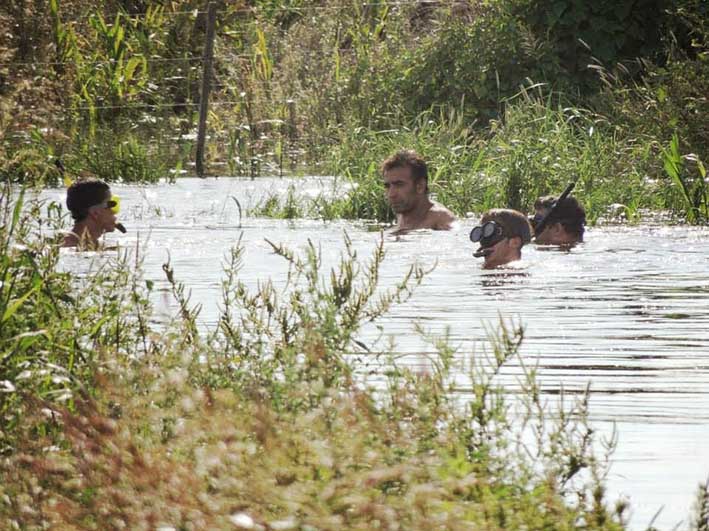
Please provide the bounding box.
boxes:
[66,179,120,233]
[532,195,585,244]
[381,150,431,221]
[471,208,531,268]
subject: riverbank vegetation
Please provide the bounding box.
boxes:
[0,191,648,528]
[1,0,708,222]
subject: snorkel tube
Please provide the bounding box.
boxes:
[55,159,127,233]
[532,181,576,238]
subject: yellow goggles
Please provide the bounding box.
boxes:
[92,195,120,214]
[108,195,120,214]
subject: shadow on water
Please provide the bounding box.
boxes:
[47,178,709,531]
[479,270,530,290]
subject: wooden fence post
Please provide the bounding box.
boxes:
[195,2,217,178]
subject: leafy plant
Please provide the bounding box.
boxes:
[661,132,708,222]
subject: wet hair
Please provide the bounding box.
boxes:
[66,179,111,221]
[481,208,532,245]
[381,149,429,193]
[534,195,586,239]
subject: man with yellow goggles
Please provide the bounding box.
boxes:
[62,179,126,249]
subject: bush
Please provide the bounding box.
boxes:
[0,187,153,453]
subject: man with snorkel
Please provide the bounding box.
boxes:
[62,179,126,249]
[531,194,586,245]
[381,150,455,233]
[470,209,532,268]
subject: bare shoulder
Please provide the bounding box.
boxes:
[427,201,456,230]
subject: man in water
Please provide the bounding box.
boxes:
[471,208,532,269]
[62,179,124,249]
[381,150,455,232]
[532,195,586,245]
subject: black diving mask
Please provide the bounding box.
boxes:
[470,221,506,257]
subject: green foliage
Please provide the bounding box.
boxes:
[0,129,62,186]
[78,12,149,108]
[0,186,153,452]
[1,0,709,222]
[75,130,169,184]
[661,132,708,222]
[258,94,655,224]
[50,0,78,70]
[212,233,427,400]
[478,90,657,222]
[387,6,561,123]
[249,184,304,218]
[511,0,669,90]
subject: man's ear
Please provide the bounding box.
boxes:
[509,236,522,250]
[416,179,427,194]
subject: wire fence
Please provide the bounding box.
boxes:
[63,98,297,112]
[0,56,204,68]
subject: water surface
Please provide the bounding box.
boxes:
[48,178,709,530]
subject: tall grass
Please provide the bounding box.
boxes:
[661,133,708,223]
[0,186,154,453]
[255,91,661,224]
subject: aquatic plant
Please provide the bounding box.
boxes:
[253,93,657,224]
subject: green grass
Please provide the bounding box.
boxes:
[254,92,666,224]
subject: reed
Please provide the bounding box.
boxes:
[256,93,661,224]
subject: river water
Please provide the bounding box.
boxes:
[48,177,709,530]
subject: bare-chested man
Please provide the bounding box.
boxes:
[381,150,455,233]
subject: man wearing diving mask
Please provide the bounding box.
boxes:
[62,179,126,249]
[470,209,532,269]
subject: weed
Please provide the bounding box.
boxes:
[0,186,154,453]
[661,132,708,222]
[695,478,709,531]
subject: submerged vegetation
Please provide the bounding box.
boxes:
[1,0,708,222]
